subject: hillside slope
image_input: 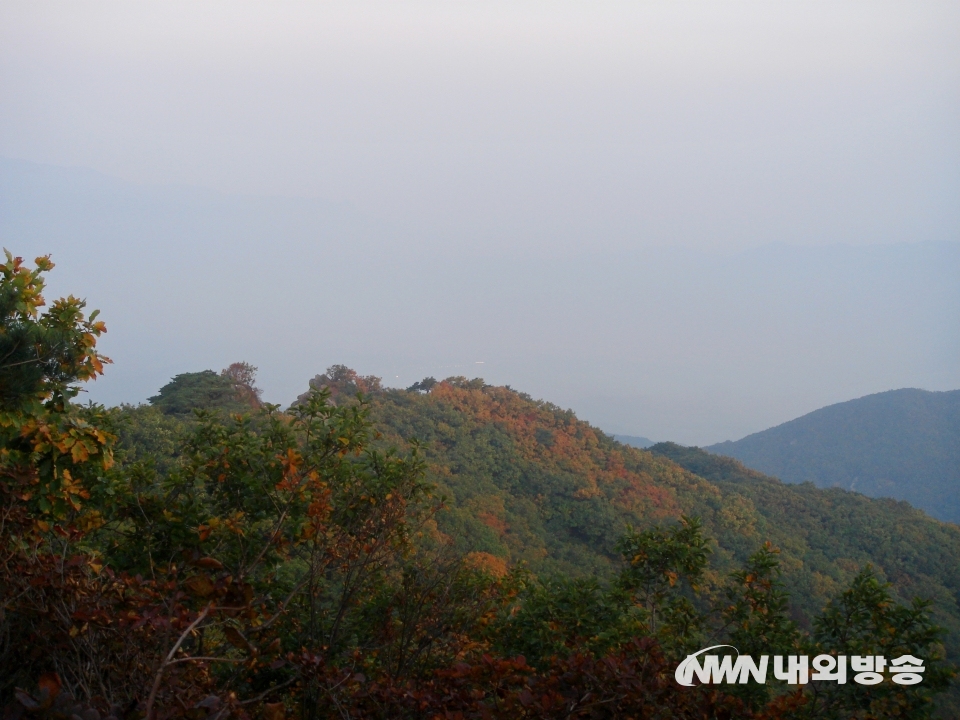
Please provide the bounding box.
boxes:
[115,373,960,666]
[707,388,960,523]
[648,442,960,647]
[361,379,960,654]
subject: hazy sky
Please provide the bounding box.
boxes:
[1,2,958,444]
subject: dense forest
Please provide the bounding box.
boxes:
[707,389,960,524]
[2,252,958,719]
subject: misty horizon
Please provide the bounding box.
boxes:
[2,2,958,444]
[2,156,957,446]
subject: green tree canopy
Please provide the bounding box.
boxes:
[0,250,108,411]
[149,369,249,415]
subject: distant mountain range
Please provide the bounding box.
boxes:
[612,434,654,448]
[707,388,960,524]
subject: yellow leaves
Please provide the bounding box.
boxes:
[464,551,509,579]
[47,469,91,513]
[275,449,311,493]
[224,511,246,536]
[15,409,116,516]
[22,413,115,482]
[573,486,600,500]
[69,441,89,463]
[60,470,88,497]
[666,571,679,587]
[196,514,245,539]
[282,447,302,472]
[2,251,49,317]
[77,510,105,532]
[197,516,223,541]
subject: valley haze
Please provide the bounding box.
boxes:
[1,157,957,446]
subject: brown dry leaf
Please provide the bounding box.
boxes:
[195,557,225,570]
[185,574,215,597]
[224,626,252,652]
[262,702,285,720]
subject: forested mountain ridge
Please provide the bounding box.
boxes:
[356,379,960,642]
[121,369,960,653]
[707,388,960,523]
